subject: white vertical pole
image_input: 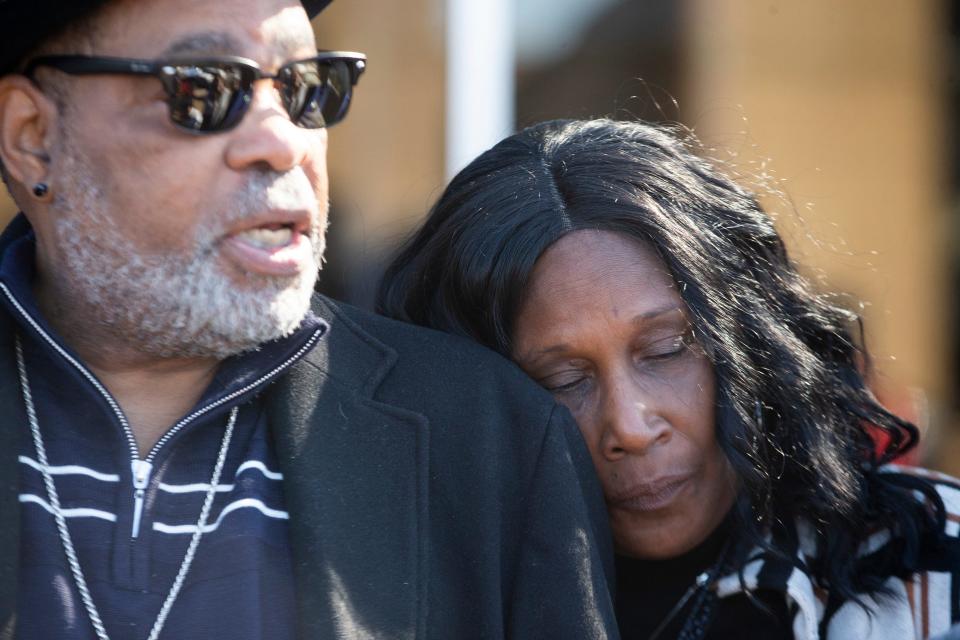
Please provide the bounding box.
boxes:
[445,0,516,180]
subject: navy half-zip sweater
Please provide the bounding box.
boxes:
[0,216,326,639]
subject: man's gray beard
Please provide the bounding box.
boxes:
[51,149,325,360]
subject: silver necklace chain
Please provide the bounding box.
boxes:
[15,336,237,640]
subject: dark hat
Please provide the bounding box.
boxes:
[0,0,334,76]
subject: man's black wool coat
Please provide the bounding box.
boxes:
[0,293,618,639]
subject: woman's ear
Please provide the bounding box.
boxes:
[0,75,59,188]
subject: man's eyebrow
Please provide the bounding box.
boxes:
[160,30,316,63]
[160,32,245,58]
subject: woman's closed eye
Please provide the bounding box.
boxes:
[641,335,688,361]
[538,370,589,394]
[532,334,695,394]
[636,331,695,364]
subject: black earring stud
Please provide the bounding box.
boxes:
[32,182,49,198]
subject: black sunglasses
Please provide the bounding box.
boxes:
[23,51,367,134]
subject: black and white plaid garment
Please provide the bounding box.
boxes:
[712,467,960,640]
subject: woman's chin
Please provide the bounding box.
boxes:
[610,492,735,560]
[611,513,708,559]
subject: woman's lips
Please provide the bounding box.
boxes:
[606,474,692,513]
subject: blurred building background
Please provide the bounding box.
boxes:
[2,0,957,472]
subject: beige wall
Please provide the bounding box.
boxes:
[0,182,14,225]
[686,0,950,461]
[315,0,446,251]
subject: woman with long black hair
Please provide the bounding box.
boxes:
[378,119,960,639]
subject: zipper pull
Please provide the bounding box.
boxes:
[131,459,153,538]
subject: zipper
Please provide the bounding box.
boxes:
[130,459,153,538]
[2,282,323,538]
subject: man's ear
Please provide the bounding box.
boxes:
[0,75,59,188]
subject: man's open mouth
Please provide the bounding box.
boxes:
[221,212,316,277]
[236,224,297,249]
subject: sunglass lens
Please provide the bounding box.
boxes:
[162,63,252,132]
[282,59,354,129]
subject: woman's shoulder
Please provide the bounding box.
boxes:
[882,464,960,493]
[829,465,960,638]
[717,468,960,639]
[881,464,960,531]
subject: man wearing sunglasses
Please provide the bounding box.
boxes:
[0,0,617,638]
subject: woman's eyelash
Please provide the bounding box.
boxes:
[646,344,685,360]
[543,377,585,393]
[643,334,690,360]
[536,332,695,391]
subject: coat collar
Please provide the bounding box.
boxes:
[268,296,428,639]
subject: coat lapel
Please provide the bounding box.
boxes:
[269,298,428,640]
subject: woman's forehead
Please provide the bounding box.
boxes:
[515,230,686,345]
[530,230,678,299]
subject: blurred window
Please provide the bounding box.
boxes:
[515,0,684,126]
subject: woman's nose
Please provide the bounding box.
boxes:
[598,381,671,460]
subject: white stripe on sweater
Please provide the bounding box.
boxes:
[152,498,288,534]
[157,460,283,493]
[19,493,117,522]
[18,456,120,482]
[235,460,283,480]
[20,455,282,493]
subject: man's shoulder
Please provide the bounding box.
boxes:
[311,294,554,407]
[307,296,573,480]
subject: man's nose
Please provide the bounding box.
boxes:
[598,380,671,460]
[223,83,319,172]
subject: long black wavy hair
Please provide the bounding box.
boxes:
[377,119,943,610]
